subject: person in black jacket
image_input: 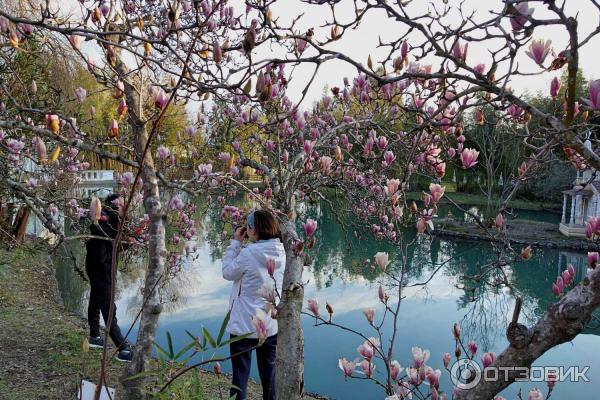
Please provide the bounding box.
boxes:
[85,193,133,362]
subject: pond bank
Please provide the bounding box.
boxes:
[434,218,595,250]
[0,243,306,400]
[407,191,561,212]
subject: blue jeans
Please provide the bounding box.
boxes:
[230,334,277,400]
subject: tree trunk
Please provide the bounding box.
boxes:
[275,218,305,399]
[12,205,30,242]
[118,69,167,399]
[456,267,600,400]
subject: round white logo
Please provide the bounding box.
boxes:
[450,359,482,390]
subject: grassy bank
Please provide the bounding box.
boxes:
[406,191,561,211]
[0,243,275,399]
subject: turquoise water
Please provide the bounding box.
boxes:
[54,205,598,399]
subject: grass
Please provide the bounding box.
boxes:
[0,242,298,400]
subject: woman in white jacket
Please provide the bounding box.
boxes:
[222,209,285,400]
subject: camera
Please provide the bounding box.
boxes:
[234,225,248,239]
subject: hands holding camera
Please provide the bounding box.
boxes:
[234,226,248,241]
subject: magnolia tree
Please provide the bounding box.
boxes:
[2,0,600,399]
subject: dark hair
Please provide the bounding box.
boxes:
[252,210,281,241]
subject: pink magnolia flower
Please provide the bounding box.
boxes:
[320,156,332,175]
[266,258,276,276]
[474,63,486,75]
[374,251,390,272]
[468,340,478,355]
[120,171,134,186]
[307,298,319,317]
[426,367,441,389]
[151,86,169,109]
[156,146,171,161]
[257,283,276,304]
[390,360,403,380]
[383,150,396,167]
[448,148,456,158]
[510,2,534,31]
[416,218,427,234]
[552,277,564,297]
[363,307,375,325]
[429,183,445,203]
[401,40,409,59]
[550,77,561,98]
[338,358,357,378]
[412,346,430,368]
[360,360,376,378]
[303,218,317,237]
[568,263,575,278]
[89,196,101,222]
[460,148,479,169]
[587,252,598,268]
[169,195,184,211]
[377,136,388,150]
[562,100,580,117]
[453,323,461,339]
[109,119,119,137]
[303,140,314,155]
[69,35,84,50]
[378,285,386,302]
[74,87,87,103]
[495,213,505,230]
[528,388,544,400]
[357,341,375,360]
[482,352,496,368]
[34,137,47,162]
[525,39,552,66]
[443,352,452,368]
[6,139,24,154]
[251,309,269,343]
[386,179,400,196]
[452,40,468,62]
[407,367,420,385]
[583,80,600,110]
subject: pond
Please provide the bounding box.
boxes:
[54,204,598,399]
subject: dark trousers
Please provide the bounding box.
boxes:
[230,334,277,400]
[87,281,126,348]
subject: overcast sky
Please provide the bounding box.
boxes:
[265,0,600,106]
[54,0,600,111]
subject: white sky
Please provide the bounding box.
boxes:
[52,0,600,111]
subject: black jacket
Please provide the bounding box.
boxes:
[85,207,120,286]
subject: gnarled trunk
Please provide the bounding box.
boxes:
[118,72,167,399]
[456,267,600,400]
[275,218,305,399]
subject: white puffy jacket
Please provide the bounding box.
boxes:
[222,238,285,338]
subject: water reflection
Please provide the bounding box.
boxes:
[53,203,599,399]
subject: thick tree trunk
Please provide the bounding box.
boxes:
[118,71,167,399]
[456,267,600,400]
[275,218,305,399]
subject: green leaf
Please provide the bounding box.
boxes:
[153,340,171,360]
[174,340,196,360]
[219,333,252,347]
[166,331,175,359]
[217,310,231,345]
[203,327,217,349]
[122,369,159,381]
